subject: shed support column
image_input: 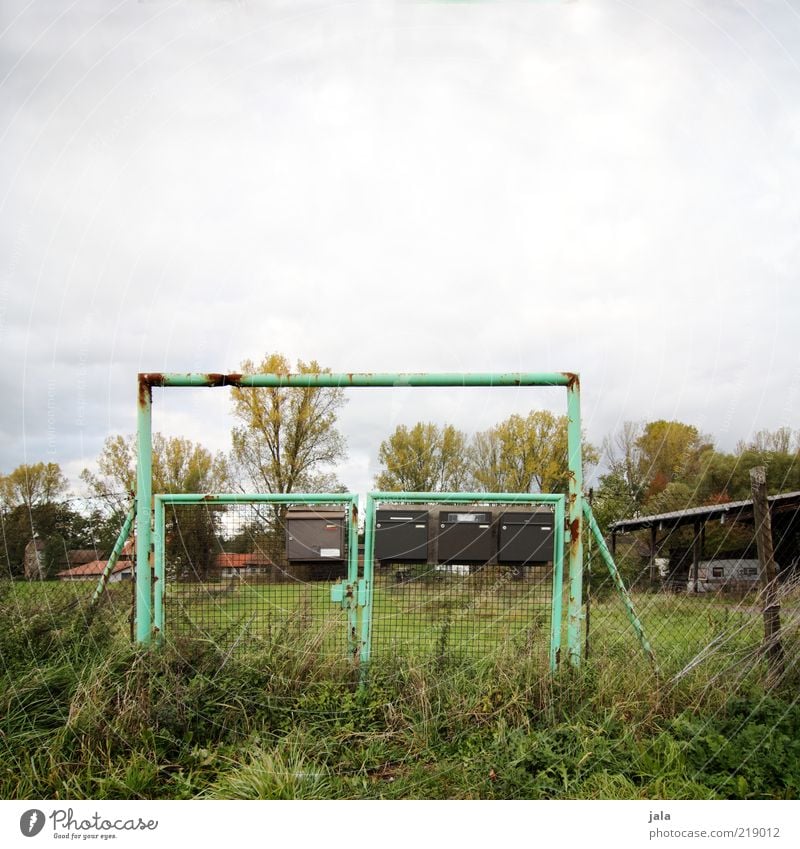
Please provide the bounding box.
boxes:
[691,521,701,594]
[136,379,153,644]
[649,526,658,585]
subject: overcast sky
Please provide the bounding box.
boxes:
[1,0,799,495]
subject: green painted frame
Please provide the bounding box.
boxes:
[135,372,585,665]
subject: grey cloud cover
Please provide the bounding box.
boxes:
[1,0,799,492]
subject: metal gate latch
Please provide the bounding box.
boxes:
[330,579,367,608]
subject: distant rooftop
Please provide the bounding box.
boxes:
[609,490,800,534]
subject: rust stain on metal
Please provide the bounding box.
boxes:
[137,374,152,407]
[205,372,243,387]
[563,372,580,390]
[569,517,581,544]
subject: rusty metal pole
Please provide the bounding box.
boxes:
[135,378,153,644]
[749,466,784,677]
[584,488,593,661]
[583,502,657,669]
[566,376,584,667]
[89,505,135,612]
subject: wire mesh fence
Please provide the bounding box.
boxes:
[370,561,554,663]
[5,484,794,684]
[367,497,561,667]
[584,527,796,678]
[0,495,136,640]
[162,501,351,660]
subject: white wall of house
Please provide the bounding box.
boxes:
[61,569,132,582]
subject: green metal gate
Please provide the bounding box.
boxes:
[134,371,654,672]
[362,492,565,672]
[154,493,361,660]
[151,490,566,673]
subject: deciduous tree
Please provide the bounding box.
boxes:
[81,434,230,508]
[82,435,231,580]
[375,422,469,491]
[470,411,598,494]
[230,353,347,494]
[635,420,712,500]
[0,462,68,511]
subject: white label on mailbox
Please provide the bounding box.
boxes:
[479,524,489,529]
[320,548,340,557]
[415,524,426,528]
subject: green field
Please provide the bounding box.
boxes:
[166,572,555,662]
[1,578,797,799]
[2,577,779,676]
[161,574,773,678]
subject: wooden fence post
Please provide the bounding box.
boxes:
[749,466,784,679]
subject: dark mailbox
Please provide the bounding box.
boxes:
[375,509,429,562]
[436,510,493,563]
[286,509,346,562]
[497,510,555,564]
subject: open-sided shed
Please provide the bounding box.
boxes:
[608,490,800,591]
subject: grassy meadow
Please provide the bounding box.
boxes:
[1,577,798,800]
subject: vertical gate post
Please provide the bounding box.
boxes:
[136,377,153,645]
[360,495,376,669]
[549,496,565,671]
[566,375,584,667]
[346,497,360,661]
[153,496,165,644]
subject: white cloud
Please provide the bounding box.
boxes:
[1,0,799,490]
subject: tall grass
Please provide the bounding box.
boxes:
[0,582,798,800]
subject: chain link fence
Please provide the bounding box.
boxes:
[6,489,796,685]
[585,517,799,679]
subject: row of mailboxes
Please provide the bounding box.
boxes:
[375,507,556,565]
[284,506,556,566]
